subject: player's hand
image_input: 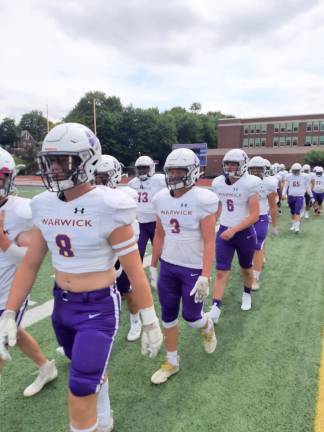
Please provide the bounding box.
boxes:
[190,275,209,303]
[282,195,287,201]
[149,266,158,290]
[271,226,279,238]
[220,228,236,241]
[141,320,163,358]
[0,310,17,361]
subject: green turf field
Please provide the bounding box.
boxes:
[1,187,324,432]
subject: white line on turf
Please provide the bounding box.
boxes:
[22,254,152,328]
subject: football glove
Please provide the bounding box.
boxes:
[0,310,17,361]
[149,266,158,290]
[189,276,209,303]
[141,320,163,358]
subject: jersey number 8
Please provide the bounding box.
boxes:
[56,234,75,257]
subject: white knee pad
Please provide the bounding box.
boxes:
[186,315,208,329]
[162,319,178,329]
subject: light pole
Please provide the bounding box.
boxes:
[93,98,97,135]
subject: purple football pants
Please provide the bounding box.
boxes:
[157,259,204,324]
[253,214,269,250]
[52,283,121,397]
[138,221,156,259]
[314,192,324,205]
[216,225,257,271]
[288,195,304,215]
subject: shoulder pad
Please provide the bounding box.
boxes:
[14,197,32,220]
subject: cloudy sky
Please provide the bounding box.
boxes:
[1,0,324,122]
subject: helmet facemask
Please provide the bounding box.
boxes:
[0,168,14,198]
[248,166,266,179]
[37,149,95,192]
[135,165,153,181]
[223,161,243,179]
[165,165,198,191]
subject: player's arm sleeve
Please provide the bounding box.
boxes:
[247,177,262,197]
[198,190,220,218]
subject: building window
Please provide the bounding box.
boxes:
[244,125,249,134]
[261,124,267,133]
[280,123,286,132]
[243,138,249,147]
[255,138,261,147]
[312,136,319,145]
[273,137,279,147]
[255,124,260,133]
[320,136,324,145]
[274,123,279,133]
[306,122,312,132]
[286,137,291,146]
[261,137,266,146]
[292,137,298,146]
[249,124,255,133]
[293,122,299,132]
[305,136,312,146]
[286,122,292,132]
[249,138,254,147]
[313,122,319,132]
[320,122,324,131]
[279,137,285,146]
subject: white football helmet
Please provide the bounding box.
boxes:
[314,166,324,176]
[134,155,155,180]
[95,154,122,188]
[302,164,310,173]
[223,149,249,178]
[248,156,266,178]
[279,163,286,171]
[291,162,302,175]
[164,148,200,190]
[0,147,16,198]
[263,158,271,176]
[271,163,280,175]
[37,123,101,192]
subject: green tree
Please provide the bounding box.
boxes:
[0,118,19,150]
[304,150,324,167]
[19,111,48,142]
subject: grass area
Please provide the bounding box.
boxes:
[1,190,324,432]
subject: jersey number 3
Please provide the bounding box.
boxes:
[56,234,74,257]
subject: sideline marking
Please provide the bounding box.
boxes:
[22,255,152,328]
[315,329,324,432]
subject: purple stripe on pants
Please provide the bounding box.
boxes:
[253,214,269,250]
[138,222,156,259]
[216,225,257,271]
[288,195,304,215]
[157,259,204,324]
[52,283,120,396]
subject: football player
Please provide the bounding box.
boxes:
[0,123,163,432]
[209,149,261,323]
[150,148,218,384]
[128,155,166,287]
[95,154,142,341]
[312,166,324,215]
[247,157,278,290]
[282,162,313,233]
[301,164,312,219]
[0,147,57,396]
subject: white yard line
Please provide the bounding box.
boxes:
[22,254,152,328]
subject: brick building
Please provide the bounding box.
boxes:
[205,114,324,176]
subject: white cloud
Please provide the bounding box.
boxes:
[1,0,324,123]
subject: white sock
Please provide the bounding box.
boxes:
[295,221,300,229]
[97,380,111,428]
[253,270,261,280]
[70,421,98,432]
[130,313,140,323]
[166,351,178,366]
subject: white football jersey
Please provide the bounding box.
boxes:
[211,173,261,227]
[284,173,310,197]
[274,172,284,185]
[128,174,166,223]
[313,175,324,193]
[0,196,32,309]
[118,185,139,238]
[259,177,278,215]
[31,187,137,274]
[152,186,219,269]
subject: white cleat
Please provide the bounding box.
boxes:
[23,360,58,397]
[290,225,295,231]
[252,279,260,291]
[98,415,114,432]
[305,211,309,219]
[201,318,217,354]
[127,316,142,342]
[295,228,300,234]
[151,359,180,385]
[55,346,66,357]
[209,304,221,324]
[241,292,252,311]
